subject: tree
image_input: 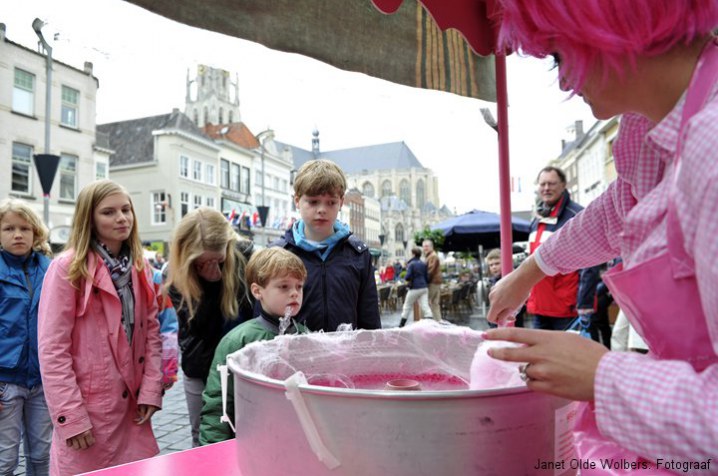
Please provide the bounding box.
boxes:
[413,226,445,252]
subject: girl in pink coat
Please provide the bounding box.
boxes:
[39,180,163,476]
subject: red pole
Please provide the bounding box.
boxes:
[495,54,513,277]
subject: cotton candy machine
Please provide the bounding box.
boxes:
[224,322,578,476]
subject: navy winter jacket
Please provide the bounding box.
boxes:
[0,249,50,388]
[404,257,429,290]
[271,229,381,332]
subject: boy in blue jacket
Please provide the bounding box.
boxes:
[0,199,53,475]
[272,159,380,332]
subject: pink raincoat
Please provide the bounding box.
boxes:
[38,251,163,476]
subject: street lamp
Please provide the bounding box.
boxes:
[255,129,274,228]
[32,18,60,226]
[480,107,498,133]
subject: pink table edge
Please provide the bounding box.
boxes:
[77,440,241,476]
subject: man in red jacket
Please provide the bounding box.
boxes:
[528,166,599,331]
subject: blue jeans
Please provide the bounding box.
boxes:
[532,315,576,331]
[0,383,52,476]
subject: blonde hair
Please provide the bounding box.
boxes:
[65,180,144,286]
[293,159,347,199]
[166,207,249,321]
[0,198,52,257]
[486,248,501,262]
[245,247,307,288]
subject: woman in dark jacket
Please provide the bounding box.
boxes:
[398,247,434,327]
[166,208,253,447]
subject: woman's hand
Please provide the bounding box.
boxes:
[486,255,545,325]
[484,327,609,401]
[67,429,95,450]
[135,404,159,425]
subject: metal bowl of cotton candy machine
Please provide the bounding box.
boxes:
[225,321,578,476]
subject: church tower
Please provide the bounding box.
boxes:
[185,65,241,127]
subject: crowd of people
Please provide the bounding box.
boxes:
[0,158,386,475]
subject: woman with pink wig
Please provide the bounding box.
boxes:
[485,0,718,472]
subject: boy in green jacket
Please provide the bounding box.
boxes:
[198,247,307,445]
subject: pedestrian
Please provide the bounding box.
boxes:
[38,180,163,476]
[165,207,254,447]
[199,248,308,445]
[271,159,380,332]
[422,239,443,322]
[527,166,600,331]
[0,199,53,476]
[486,0,718,469]
[151,268,179,389]
[398,247,433,327]
[484,248,525,328]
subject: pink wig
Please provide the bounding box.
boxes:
[496,0,718,92]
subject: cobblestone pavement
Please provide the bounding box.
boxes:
[16,308,489,474]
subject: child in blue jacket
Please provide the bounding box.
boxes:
[272,159,380,332]
[0,199,53,475]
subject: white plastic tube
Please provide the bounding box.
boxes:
[217,364,236,433]
[284,371,341,469]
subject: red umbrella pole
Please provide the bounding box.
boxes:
[495,53,513,277]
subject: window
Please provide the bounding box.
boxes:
[416,180,425,209]
[59,155,78,200]
[228,111,234,123]
[273,177,279,191]
[11,143,33,194]
[13,69,34,115]
[151,192,167,225]
[205,163,215,185]
[194,195,202,209]
[61,86,79,127]
[395,223,405,243]
[180,192,189,217]
[219,108,224,124]
[362,182,375,198]
[220,159,229,188]
[281,179,288,193]
[400,179,411,206]
[179,155,189,178]
[96,162,107,180]
[206,196,215,208]
[381,180,392,197]
[255,170,263,188]
[230,163,240,191]
[240,166,250,194]
[193,160,202,181]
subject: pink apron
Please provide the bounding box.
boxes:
[572,39,718,475]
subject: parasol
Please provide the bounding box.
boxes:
[432,209,529,252]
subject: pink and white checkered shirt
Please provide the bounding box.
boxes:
[535,84,718,463]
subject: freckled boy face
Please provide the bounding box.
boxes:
[251,275,304,317]
[294,193,343,242]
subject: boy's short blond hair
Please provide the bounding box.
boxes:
[486,248,501,262]
[246,247,307,287]
[293,159,347,199]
